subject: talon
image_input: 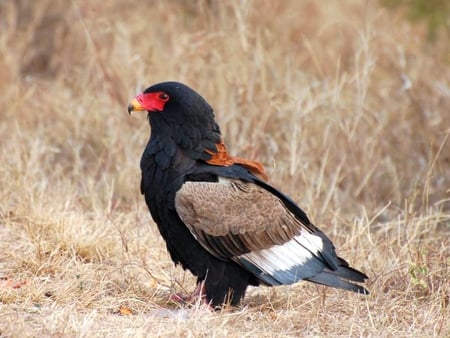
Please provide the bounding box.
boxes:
[169,281,209,307]
[168,293,187,304]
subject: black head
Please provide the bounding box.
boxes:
[128,81,222,160]
[128,81,216,127]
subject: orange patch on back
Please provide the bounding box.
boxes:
[205,142,235,166]
[205,140,268,181]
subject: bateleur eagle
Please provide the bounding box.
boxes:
[128,81,368,308]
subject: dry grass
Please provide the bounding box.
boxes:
[0,0,449,336]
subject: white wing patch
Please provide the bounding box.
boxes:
[236,232,324,285]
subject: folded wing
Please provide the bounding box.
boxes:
[175,178,368,293]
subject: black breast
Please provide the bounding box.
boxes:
[140,135,216,276]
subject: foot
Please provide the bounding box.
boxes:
[168,281,211,308]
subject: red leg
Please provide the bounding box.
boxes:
[168,281,212,309]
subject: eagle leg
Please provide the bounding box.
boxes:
[169,281,211,308]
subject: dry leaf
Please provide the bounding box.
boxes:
[0,275,27,289]
[119,305,133,316]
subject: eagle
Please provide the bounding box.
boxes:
[128,81,368,308]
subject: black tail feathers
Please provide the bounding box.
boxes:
[306,260,369,294]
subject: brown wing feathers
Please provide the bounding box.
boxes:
[175,178,368,293]
[175,179,303,249]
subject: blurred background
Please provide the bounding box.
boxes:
[1,0,448,218]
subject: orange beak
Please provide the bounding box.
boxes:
[127,97,146,114]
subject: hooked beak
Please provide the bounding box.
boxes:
[127,97,146,115]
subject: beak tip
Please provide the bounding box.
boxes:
[127,104,133,115]
[128,97,146,114]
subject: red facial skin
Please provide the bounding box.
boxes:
[136,91,169,112]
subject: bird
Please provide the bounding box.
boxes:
[128,81,368,308]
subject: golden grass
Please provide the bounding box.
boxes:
[0,0,449,336]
